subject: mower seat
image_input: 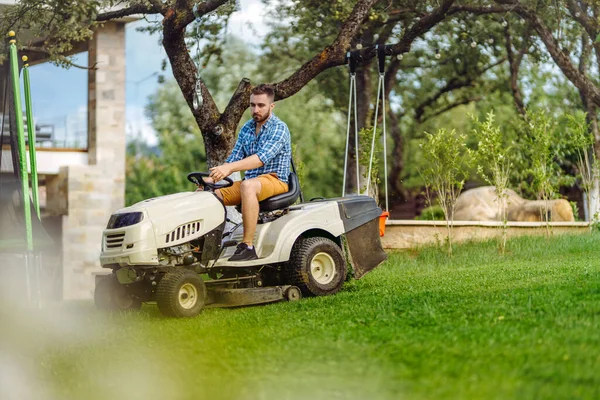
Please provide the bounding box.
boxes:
[259,172,300,212]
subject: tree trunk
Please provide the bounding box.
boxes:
[388,111,408,203]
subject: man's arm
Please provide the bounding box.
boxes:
[209,155,263,182]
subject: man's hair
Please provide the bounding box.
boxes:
[251,84,275,101]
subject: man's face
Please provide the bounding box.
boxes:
[250,93,274,123]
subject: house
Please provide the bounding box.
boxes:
[0,0,137,299]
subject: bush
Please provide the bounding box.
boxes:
[416,205,445,220]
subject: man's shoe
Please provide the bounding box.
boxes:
[228,243,258,261]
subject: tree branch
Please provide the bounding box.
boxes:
[96,3,158,21]
[274,0,456,103]
[504,22,529,116]
[222,78,253,131]
[579,32,592,75]
[415,58,505,122]
[172,0,231,32]
[447,4,514,16]
[274,0,380,100]
[567,0,600,72]
[566,0,597,40]
[387,0,456,56]
[147,0,167,14]
[161,28,220,132]
[176,0,193,9]
[415,77,474,122]
[423,96,483,121]
[497,0,600,107]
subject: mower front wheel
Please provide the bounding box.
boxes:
[156,270,206,318]
[94,275,142,312]
[285,237,346,297]
[284,286,302,301]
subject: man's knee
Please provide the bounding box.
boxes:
[240,179,261,196]
[214,189,223,200]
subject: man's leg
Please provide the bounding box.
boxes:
[227,178,261,261]
[240,178,262,246]
[217,181,241,205]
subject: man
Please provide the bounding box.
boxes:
[203,84,291,261]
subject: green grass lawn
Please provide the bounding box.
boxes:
[1,234,600,400]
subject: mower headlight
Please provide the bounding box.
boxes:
[107,212,144,229]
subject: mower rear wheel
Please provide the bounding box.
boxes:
[94,275,142,312]
[285,237,346,297]
[156,270,206,317]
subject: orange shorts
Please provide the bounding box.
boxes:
[219,173,289,206]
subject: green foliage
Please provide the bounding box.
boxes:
[564,111,594,150]
[358,126,382,197]
[570,201,582,222]
[291,143,305,192]
[415,205,445,220]
[126,80,206,205]
[0,0,102,66]
[472,111,512,252]
[5,234,600,399]
[472,111,512,190]
[420,128,472,255]
[521,109,561,227]
[564,111,598,225]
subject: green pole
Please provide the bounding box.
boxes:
[22,56,41,220]
[8,31,33,252]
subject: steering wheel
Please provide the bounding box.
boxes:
[187,172,234,191]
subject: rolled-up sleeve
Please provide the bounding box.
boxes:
[256,125,289,164]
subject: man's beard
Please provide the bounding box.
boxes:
[253,112,270,123]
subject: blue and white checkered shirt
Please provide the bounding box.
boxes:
[226,114,292,183]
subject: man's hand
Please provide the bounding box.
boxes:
[195,176,213,192]
[209,164,232,182]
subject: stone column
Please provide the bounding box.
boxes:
[61,21,127,299]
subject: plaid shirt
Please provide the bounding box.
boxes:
[226,114,291,183]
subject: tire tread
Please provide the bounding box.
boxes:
[156,270,205,317]
[285,237,346,297]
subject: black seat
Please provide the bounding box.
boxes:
[259,172,300,212]
[233,172,302,214]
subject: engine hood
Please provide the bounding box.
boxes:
[113,191,226,245]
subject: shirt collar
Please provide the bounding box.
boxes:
[251,113,277,131]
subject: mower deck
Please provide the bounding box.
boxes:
[205,285,298,308]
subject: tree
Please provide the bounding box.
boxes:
[420,128,471,255]
[2,0,464,170]
[125,36,344,204]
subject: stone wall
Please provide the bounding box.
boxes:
[381,220,590,249]
[60,22,126,299]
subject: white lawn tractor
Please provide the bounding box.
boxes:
[95,171,387,317]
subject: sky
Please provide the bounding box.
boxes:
[27,0,270,148]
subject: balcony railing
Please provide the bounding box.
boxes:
[1,110,87,149]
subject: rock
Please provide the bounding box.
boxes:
[453,186,574,222]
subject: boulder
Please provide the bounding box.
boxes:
[453,186,574,222]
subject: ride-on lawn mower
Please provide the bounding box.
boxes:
[95,171,387,317]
